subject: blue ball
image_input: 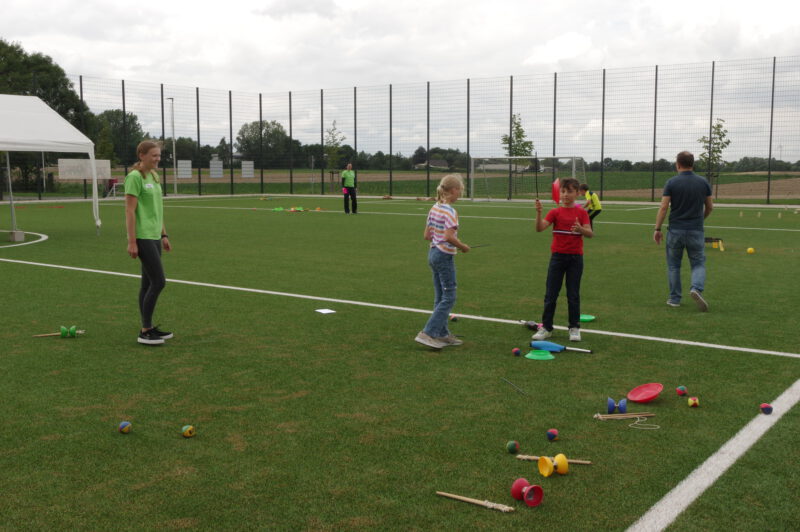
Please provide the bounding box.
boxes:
[760,403,773,415]
[118,421,131,434]
[546,429,559,441]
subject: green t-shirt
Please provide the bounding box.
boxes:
[124,169,163,240]
[341,169,356,188]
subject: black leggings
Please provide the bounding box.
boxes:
[343,186,357,214]
[137,239,166,329]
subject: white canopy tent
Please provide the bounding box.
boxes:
[0,94,101,237]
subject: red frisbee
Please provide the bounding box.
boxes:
[551,178,561,204]
[627,382,664,403]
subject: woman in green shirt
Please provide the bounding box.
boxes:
[125,140,173,345]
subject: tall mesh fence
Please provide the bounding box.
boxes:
[20,57,800,203]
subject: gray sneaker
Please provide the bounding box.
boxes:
[568,328,581,342]
[666,300,680,308]
[415,331,447,349]
[439,334,464,346]
[690,289,708,312]
[532,327,552,340]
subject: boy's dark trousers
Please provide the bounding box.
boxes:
[588,210,601,228]
[343,186,357,214]
[541,252,584,330]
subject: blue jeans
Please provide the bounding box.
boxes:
[541,253,583,330]
[665,229,706,303]
[423,247,457,338]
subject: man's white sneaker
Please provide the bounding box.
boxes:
[666,300,680,308]
[690,289,708,312]
[532,328,551,340]
[415,331,447,349]
[569,328,581,342]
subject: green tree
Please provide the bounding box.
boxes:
[95,109,146,166]
[94,121,116,163]
[697,118,731,184]
[500,113,534,157]
[234,120,291,168]
[324,121,346,170]
[0,38,90,129]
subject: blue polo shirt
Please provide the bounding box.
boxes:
[663,171,712,231]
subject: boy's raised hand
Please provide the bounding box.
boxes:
[535,199,542,213]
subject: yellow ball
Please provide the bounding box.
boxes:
[688,397,700,407]
[747,248,755,254]
[181,425,196,438]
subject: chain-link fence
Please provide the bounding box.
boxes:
[5,56,799,203]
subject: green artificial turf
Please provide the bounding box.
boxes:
[0,196,798,530]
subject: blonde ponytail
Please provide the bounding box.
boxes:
[436,173,465,204]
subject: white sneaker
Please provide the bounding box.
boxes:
[439,334,464,346]
[690,289,708,312]
[666,300,680,308]
[415,331,447,349]
[569,328,581,342]
[532,328,551,340]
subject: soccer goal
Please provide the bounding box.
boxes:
[469,156,586,201]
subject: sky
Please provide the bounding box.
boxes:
[2,0,797,93]
[2,0,798,161]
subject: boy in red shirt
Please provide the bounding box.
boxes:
[531,178,593,342]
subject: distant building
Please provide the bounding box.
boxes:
[414,158,449,170]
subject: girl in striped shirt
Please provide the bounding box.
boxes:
[415,174,471,349]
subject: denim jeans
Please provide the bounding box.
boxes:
[665,228,706,303]
[541,253,583,330]
[423,247,457,338]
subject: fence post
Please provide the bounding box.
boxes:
[708,61,716,196]
[508,75,513,200]
[389,84,393,196]
[120,79,127,201]
[289,91,294,194]
[353,86,357,190]
[229,90,234,195]
[160,84,167,195]
[552,72,557,185]
[466,78,470,198]
[767,56,776,204]
[600,69,605,199]
[320,89,325,194]
[196,87,202,195]
[426,81,430,197]
[651,65,658,202]
[259,93,264,194]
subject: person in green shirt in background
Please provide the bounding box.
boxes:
[341,162,357,214]
[579,183,602,229]
[125,140,173,346]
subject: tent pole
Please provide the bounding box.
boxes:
[7,152,19,235]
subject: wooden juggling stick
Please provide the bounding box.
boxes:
[436,491,515,513]
[593,412,655,420]
[33,329,86,338]
[516,455,592,465]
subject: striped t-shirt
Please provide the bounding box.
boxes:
[426,202,459,255]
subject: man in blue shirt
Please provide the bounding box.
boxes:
[653,151,714,311]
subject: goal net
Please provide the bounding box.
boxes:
[469,156,586,201]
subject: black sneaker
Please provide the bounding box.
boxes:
[138,329,165,345]
[150,325,173,340]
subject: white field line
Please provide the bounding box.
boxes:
[0,231,49,248]
[1,256,800,360]
[129,204,800,232]
[627,377,800,532]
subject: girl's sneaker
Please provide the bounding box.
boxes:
[150,325,173,340]
[532,328,552,341]
[569,328,582,342]
[138,329,165,345]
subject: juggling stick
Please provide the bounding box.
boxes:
[594,412,655,420]
[531,340,592,353]
[516,455,592,465]
[470,244,491,248]
[33,329,86,338]
[435,491,515,513]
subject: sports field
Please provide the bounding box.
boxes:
[1,195,798,530]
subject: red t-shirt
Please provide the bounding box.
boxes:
[545,206,590,255]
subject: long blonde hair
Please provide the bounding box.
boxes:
[132,140,162,182]
[436,173,464,204]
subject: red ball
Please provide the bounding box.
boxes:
[512,347,521,357]
[676,385,687,396]
[760,403,773,414]
[546,429,559,441]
